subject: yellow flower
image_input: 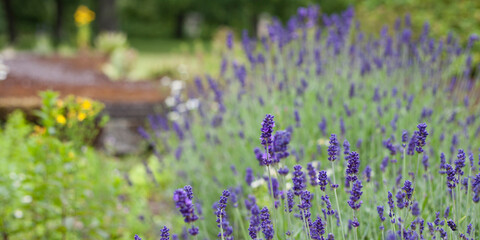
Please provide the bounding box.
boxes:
[77,112,87,121]
[68,151,75,159]
[81,100,92,110]
[74,5,95,26]
[56,115,67,125]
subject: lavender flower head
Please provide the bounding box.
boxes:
[173,188,198,223]
[248,204,261,239]
[318,170,328,191]
[455,149,466,176]
[377,206,386,221]
[160,226,170,240]
[343,139,351,159]
[311,216,326,240]
[260,207,274,240]
[346,151,360,185]
[215,190,233,239]
[402,180,414,202]
[328,134,339,161]
[273,130,291,163]
[260,114,275,165]
[415,123,428,153]
[184,185,194,200]
[292,165,306,195]
[348,180,363,210]
[445,164,458,189]
[402,130,408,147]
[286,190,295,212]
[278,167,289,175]
[447,219,457,231]
[411,201,420,216]
[246,167,254,186]
[307,163,318,186]
[226,32,233,49]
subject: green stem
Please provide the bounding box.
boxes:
[266,165,278,239]
[220,209,225,240]
[234,208,249,240]
[300,205,312,240]
[331,161,346,240]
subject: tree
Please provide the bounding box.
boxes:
[2,0,16,44]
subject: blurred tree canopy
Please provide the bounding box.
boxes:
[0,0,348,45]
[0,0,478,47]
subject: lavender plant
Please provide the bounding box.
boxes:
[135,5,480,240]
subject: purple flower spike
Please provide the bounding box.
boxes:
[346,151,360,185]
[273,130,291,163]
[293,165,306,196]
[278,167,289,175]
[377,206,386,221]
[455,149,466,176]
[311,216,326,240]
[307,163,318,186]
[134,234,142,240]
[447,219,457,231]
[402,180,414,202]
[261,114,275,146]
[160,226,170,240]
[184,185,194,200]
[260,207,274,240]
[318,170,328,191]
[246,167,254,186]
[328,134,339,162]
[286,190,294,212]
[446,164,458,189]
[215,190,233,239]
[348,180,363,210]
[173,188,198,224]
[248,204,260,239]
[343,140,351,159]
[226,32,233,49]
[411,201,420,216]
[260,114,275,165]
[472,173,480,202]
[415,123,428,153]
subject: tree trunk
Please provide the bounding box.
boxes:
[174,12,184,39]
[98,0,118,32]
[1,0,16,44]
[53,0,63,47]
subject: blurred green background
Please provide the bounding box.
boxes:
[1,0,479,46]
[1,0,479,80]
[0,0,480,80]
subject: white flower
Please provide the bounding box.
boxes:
[167,112,180,121]
[165,96,176,107]
[171,80,184,93]
[14,210,23,218]
[251,178,266,188]
[186,98,199,110]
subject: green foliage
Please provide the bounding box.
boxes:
[0,111,126,239]
[95,32,129,55]
[356,0,480,58]
[35,91,108,148]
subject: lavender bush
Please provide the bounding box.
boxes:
[135,6,480,240]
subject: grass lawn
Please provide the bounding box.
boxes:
[128,37,223,81]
